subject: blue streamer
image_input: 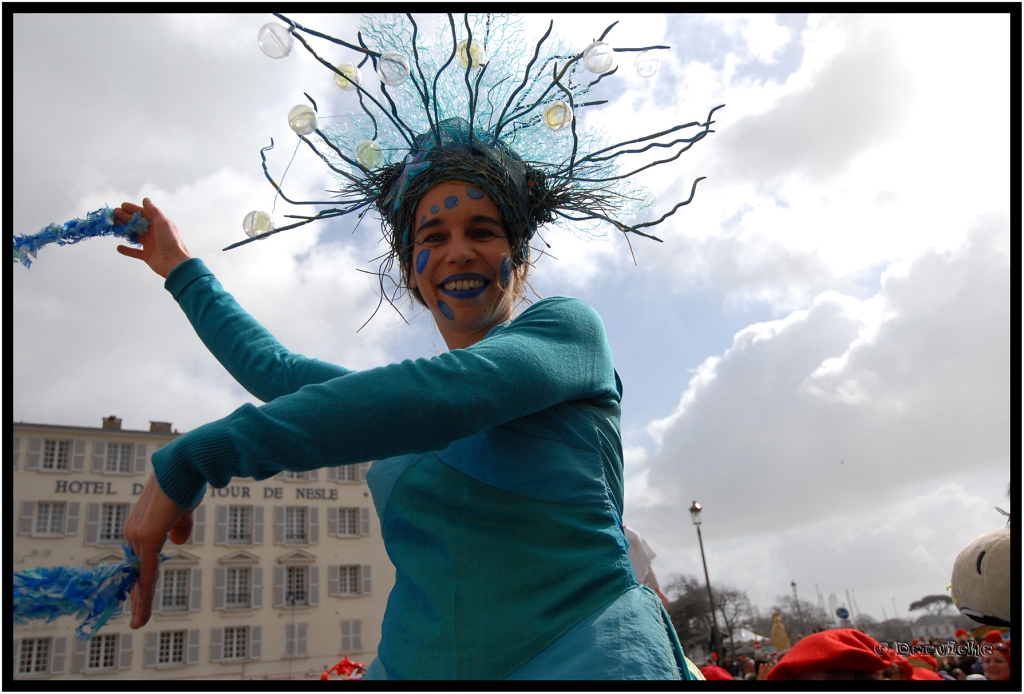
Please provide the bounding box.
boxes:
[12,206,151,268]
[13,544,167,640]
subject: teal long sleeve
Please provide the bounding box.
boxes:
[154,258,620,510]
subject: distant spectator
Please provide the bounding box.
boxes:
[766,629,890,681]
[982,642,1011,681]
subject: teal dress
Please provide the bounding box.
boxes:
[154,258,692,680]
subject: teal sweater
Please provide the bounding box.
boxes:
[154,258,688,679]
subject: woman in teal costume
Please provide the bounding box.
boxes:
[119,178,695,679]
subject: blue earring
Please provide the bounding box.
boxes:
[500,257,511,289]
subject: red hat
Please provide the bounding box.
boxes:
[700,665,733,680]
[908,653,937,671]
[766,629,891,680]
[911,666,943,680]
[955,628,968,637]
[985,629,1005,644]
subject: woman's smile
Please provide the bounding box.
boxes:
[439,272,491,298]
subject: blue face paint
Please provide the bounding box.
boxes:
[437,300,455,320]
[444,195,459,209]
[430,205,439,215]
[415,249,430,274]
[466,186,485,200]
[500,257,511,289]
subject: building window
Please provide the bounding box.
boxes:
[105,443,134,473]
[87,634,118,671]
[338,465,357,482]
[100,503,130,544]
[285,507,307,544]
[338,508,359,536]
[223,627,248,660]
[228,506,252,544]
[161,569,190,612]
[42,440,71,470]
[286,566,308,606]
[284,471,308,481]
[18,638,51,674]
[35,502,65,535]
[340,620,363,653]
[158,631,186,665]
[226,568,251,609]
[338,565,360,595]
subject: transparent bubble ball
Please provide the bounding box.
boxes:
[355,140,383,169]
[583,41,616,74]
[243,210,275,238]
[634,51,660,78]
[455,39,487,69]
[543,100,574,132]
[257,23,293,59]
[333,63,362,91]
[288,104,318,136]
[377,52,410,86]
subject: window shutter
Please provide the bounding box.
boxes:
[50,636,68,675]
[13,435,21,469]
[71,439,87,472]
[91,441,106,473]
[352,620,363,652]
[215,505,228,545]
[297,622,308,657]
[360,507,371,536]
[308,468,319,481]
[328,565,339,597]
[249,625,262,660]
[190,568,203,611]
[186,629,200,665]
[210,627,223,663]
[284,623,295,656]
[191,504,206,545]
[26,437,42,470]
[274,506,284,545]
[84,502,101,545]
[249,569,262,610]
[308,565,320,606]
[341,620,351,652]
[152,571,164,614]
[308,506,319,544]
[214,568,226,610]
[253,505,265,545]
[65,501,81,536]
[362,565,373,595]
[72,638,88,673]
[19,501,34,535]
[358,462,370,481]
[274,566,285,608]
[118,633,133,670]
[144,632,158,668]
[134,443,148,474]
[327,466,338,482]
[328,507,339,537]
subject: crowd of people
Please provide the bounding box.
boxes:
[696,627,1011,681]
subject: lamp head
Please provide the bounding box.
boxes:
[689,500,702,526]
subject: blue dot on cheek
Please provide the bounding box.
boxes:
[466,187,485,200]
[415,249,430,274]
[420,215,426,226]
[430,205,439,215]
[444,196,459,209]
[437,300,455,320]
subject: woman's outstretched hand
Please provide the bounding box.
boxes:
[115,198,192,278]
[123,473,193,629]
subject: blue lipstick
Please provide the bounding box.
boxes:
[438,272,490,299]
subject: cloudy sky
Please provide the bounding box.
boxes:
[13,12,1011,626]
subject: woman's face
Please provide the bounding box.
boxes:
[408,180,519,350]
[982,650,1010,680]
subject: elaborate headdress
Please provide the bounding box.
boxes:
[233,13,722,312]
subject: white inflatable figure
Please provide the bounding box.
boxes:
[950,527,1011,627]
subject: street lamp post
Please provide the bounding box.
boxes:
[690,501,722,662]
[791,580,807,639]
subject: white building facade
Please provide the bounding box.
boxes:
[13,417,394,681]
